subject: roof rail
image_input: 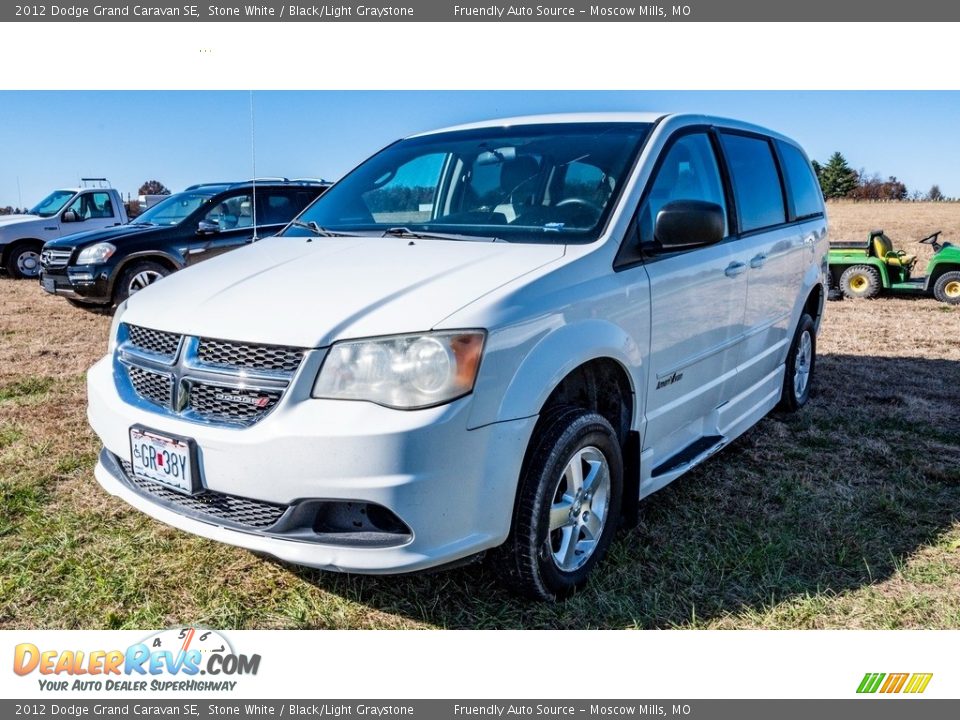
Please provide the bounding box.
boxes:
[183,182,235,191]
[80,177,111,188]
[291,177,331,185]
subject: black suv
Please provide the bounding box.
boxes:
[39,179,329,308]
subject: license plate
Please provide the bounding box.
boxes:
[129,426,199,495]
[41,275,55,293]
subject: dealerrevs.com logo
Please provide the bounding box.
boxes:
[857,673,933,694]
[13,628,260,692]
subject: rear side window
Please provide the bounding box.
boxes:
[260,193,295,224]
[719,133,786,233]
[778,142,824,220]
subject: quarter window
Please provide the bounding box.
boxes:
[778,142,824,220]
[638,133,728,244]
[719,133,786,233]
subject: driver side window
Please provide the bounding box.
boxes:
[203,194,251,230]
[638,133,728,245]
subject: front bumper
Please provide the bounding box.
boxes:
[87,356,537,573]
[40,266,111,303]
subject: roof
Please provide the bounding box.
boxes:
[410,112,666,137]
[407,112,798,147]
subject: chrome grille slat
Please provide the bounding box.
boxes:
[117,323,305,428]
[119,459,287,529]
[41,248,73,269]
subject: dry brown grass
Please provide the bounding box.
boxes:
[0,202,958,629]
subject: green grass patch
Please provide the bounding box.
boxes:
[0,377,55,403]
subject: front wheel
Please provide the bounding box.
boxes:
[778,313,817,412]
[933,271,960,305]
[5,242,43,279]
[495,407,623,601]
[114,261,170,304]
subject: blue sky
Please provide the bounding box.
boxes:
[2,90,960,207]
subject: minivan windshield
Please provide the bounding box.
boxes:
[133,192,213,226]
[282,122,652,244]
[29,190,76,217]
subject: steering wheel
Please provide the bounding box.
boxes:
[555,197,603,222]
[918,231,943,251]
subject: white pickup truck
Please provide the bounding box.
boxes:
[0,181,127,278]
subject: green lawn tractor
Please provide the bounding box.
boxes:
[828,230,960,305]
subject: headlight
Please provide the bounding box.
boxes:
[313,331,486,409]
[76,242,116,264]
[107,299,129,354]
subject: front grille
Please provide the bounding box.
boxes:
[128,366,173,406]
[41,248,73,269]
[198,338,304,372]
[127,324,181,359]
[119,459,287,530]
[117,325,306,428]
[189,383,282,423]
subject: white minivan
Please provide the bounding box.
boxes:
[87,113,828,599]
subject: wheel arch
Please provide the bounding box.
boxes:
[926,262,960,291]
[2,237,44,265]
[108,252,181,300]
[475,320,644,532]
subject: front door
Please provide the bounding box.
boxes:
[636,131,746,485]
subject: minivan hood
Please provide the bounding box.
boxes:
[121,235,565,347]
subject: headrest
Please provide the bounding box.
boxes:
[500,156,540,194]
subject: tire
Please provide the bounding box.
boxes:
[114,261,170,304]
[933,271,960,305]
[495,407,623,601]
[778,313,816,413]
[839,265,881,299]
[5,241,43,279]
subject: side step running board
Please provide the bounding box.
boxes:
[651,435,726,478]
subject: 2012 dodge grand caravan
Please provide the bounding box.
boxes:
[87,114,828,600]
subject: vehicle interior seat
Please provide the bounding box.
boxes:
[871,230,916,267]
[236,200,253,228]
[497,156,541,222]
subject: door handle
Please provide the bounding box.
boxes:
[725,261,747,278]
[750,254,767,269]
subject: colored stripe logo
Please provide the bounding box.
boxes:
[857,672,933,694]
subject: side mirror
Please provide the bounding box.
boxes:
[197,220,220,234]
[62,209,81,223]
[654,200,725,250]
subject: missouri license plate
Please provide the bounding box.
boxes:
[129,426,199,495]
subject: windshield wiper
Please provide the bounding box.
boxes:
[288,220,352,237]
[382,227,502,243]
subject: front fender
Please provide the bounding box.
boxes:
[467,318,644,430]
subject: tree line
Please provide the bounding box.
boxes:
[812,152,949,202]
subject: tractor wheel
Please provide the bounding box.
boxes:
[933,271,960,305]
[839,265,881,299]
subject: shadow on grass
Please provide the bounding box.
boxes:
[275,353,960,628]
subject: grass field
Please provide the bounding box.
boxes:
[1,201,959,630]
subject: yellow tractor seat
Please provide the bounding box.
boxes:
[871,232,916,268]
